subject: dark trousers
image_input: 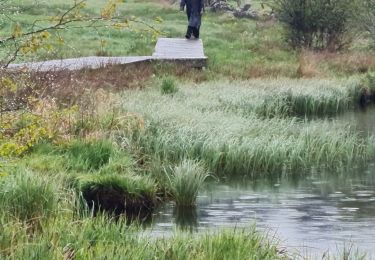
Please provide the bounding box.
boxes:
[186,5,200,38]
[186,26,200,38]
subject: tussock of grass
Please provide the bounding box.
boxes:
[0,170,57,223]
[77,173,157,215]
[167,159,209,207]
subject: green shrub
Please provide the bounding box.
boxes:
[0,170,57,223]
[273,0,357,51]
[160,76,178,95]
[167,159,209,207]
[65,139,114,171]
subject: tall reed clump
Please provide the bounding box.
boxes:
[167,159,209,207]
[0,170,57,223]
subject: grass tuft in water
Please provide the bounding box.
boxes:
[167,159,209,207]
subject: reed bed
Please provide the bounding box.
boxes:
[130,78,362,118]
[122,79,372,177]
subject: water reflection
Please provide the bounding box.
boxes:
[336,106,375,136]
[174,206,198,232]
[151,165,375,257]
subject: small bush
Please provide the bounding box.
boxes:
[0,170,57,223]
[167,159,209,207]
[160,76,178,95]
[65,139,114,171]
[273,0,357,51]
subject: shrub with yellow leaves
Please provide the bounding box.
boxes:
[0,99,78,157]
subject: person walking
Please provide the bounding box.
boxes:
[180,0,204,39]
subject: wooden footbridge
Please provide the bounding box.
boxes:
[9,38,207,71]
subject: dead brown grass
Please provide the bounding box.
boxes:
[1,62,153,111]
[153,62,209,83]
[247,63,298,78]
[31,62,153,105]
[297,50,375,78]
[327,52,375,74]
[296,50,325,78]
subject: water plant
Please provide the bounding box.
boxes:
[166,159,209,207]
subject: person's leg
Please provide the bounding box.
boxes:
[185,5,192,39]
[186,26,193,39]
[192,26,200,39]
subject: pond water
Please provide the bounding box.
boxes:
[149,107,375,258]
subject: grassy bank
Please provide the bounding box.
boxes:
[0,162,281,259]
[0,213,284,259]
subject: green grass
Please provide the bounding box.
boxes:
[0,210,284,259]
[16,140,159,214]
[122,79,373,177]
[0,169,57,223]
[0,0,297,78]
[64,139,115,171]
[160,75,178,95]
[166,159,209,207]
[3,0,375,78]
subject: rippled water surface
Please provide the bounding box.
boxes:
[149,108,375,257]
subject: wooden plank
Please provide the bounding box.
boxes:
[153,38,206,59]
[8,56,152,72]
[8,38,207,71]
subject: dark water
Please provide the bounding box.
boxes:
[149,108,375,258]
[337,106,375,135]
